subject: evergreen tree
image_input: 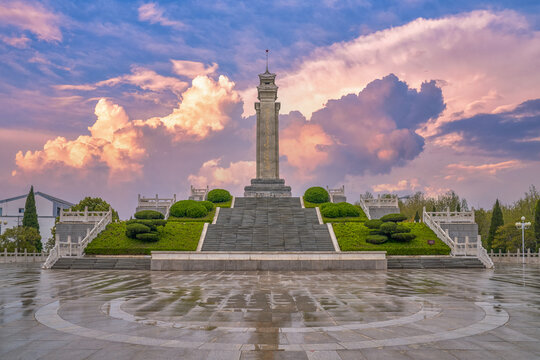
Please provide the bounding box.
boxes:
[534,199,540,251]
[414,210,420,223]
[22,186,39,232]
[431,205,436,213]
[456,203,461,212]
[487,199,504,251]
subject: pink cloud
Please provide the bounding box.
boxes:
[0,34,30,48]
[372,179,420,193]
[446,160,523,175]
[138,3,185,29]
[0,1,62,42]
[171,60,218,78]
[188,158,255,193]
[96,66,188,95]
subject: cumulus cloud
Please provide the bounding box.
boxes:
[241,10,540,136]
[14,75,242,178]
[171,60,218,78]
[188,158,255,192]
[279,74,444,180]
[138,3,185,29]
[0,1,62,42]
[15,99,144,176]
[438,99,540,159]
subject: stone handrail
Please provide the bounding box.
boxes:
[138,194,176,208]
[60,207,109,223]
[362,196,398,208]
[77,208,112,256]
[43,208,112,269]
[426,209,475,224]
[358,197,371,220]
[423,207,457,253]
[477,240,494,269]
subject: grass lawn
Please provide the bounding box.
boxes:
[85,221,203,255]
[333,222,451,255]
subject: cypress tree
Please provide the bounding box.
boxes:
[456,203,461,212]
[22,186,42,252]
[534,199,540,251]
[414,210,420,223]
[487,199,504,251]
[23,186,39,232]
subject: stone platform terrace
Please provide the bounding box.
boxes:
[1,263,540,359]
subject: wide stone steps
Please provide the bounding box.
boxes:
[387,256,485,269]
[202,197,335,252]
[52,257,151,270]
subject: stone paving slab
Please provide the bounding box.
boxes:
[1,263,540,359]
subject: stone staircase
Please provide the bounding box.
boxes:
[202,197,335,251]
[387,256,485,269]
[52,257,151,270]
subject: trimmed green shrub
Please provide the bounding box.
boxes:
[369,229,381,235]
[186,203,208,218]
[304,187,329,203]
[380,222,397,235]
[366,235,388,244]
[126,223,150,238]
[136,233,159,242]
[134,210,164,220]
[126,219,166,231]
[391,233,416,242]
[364,219,383,229]
[321,202,360,218]
[170,200,209,218]
[207,189,232,203]
[395,224,411,233]
[336,202,360,217]
[200,201,214,211]
[380,213,408,223]
[321,204,340,218]
[320,202,332,210]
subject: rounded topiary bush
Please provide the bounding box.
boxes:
[207,189,232,203]
[395,224,411,233]
[379,222,397,235]
[336,202,360,217]
[200,201,214,211]
[321,204,340,218]
[364,219,383,229]
[380,213,407,223]
[136,233,159,242]
[186,203,208,218]
[170,200,210,218]
[369,229,381,235]
[304,187,329,203]
[134,210,164,220]
[391,233,416,242]
[126,223,150,239]
[319,202,332,210]
[366,235,388,244]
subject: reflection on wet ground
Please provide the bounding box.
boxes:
[1,264,539,359]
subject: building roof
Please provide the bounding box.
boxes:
[0,191,74,206]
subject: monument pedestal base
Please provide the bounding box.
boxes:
[244,178,291,197]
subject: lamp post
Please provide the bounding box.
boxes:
[515,216,531,264]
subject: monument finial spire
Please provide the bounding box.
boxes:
[265,49,269,72]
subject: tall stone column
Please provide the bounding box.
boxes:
[244,66,291,197]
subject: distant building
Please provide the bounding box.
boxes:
[0,192,73,242]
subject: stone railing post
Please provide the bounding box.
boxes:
[68,235,72,256]
[528,248,531,258]
[84,206,88,222]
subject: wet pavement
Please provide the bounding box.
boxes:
[0,264,539,359]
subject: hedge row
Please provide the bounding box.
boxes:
[320,202,360,218]
[170,200,212,218]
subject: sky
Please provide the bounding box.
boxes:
[0,0,539,218]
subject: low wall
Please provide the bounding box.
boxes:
[151,251,387,271]
[0,251,48,263]
[490,253,540,264]
[368,207,399,219]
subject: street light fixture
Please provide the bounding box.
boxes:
[515,216,531,264]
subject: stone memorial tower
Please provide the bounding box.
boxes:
[244,53,291,197]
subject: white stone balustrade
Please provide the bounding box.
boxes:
[59,206,110,223]
[327,185,346,203]
[425,208,475,224]
[362,195,399,208]
[189,185,209,201]
[137,194,176,210]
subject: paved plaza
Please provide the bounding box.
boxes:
[0,264,539,359]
